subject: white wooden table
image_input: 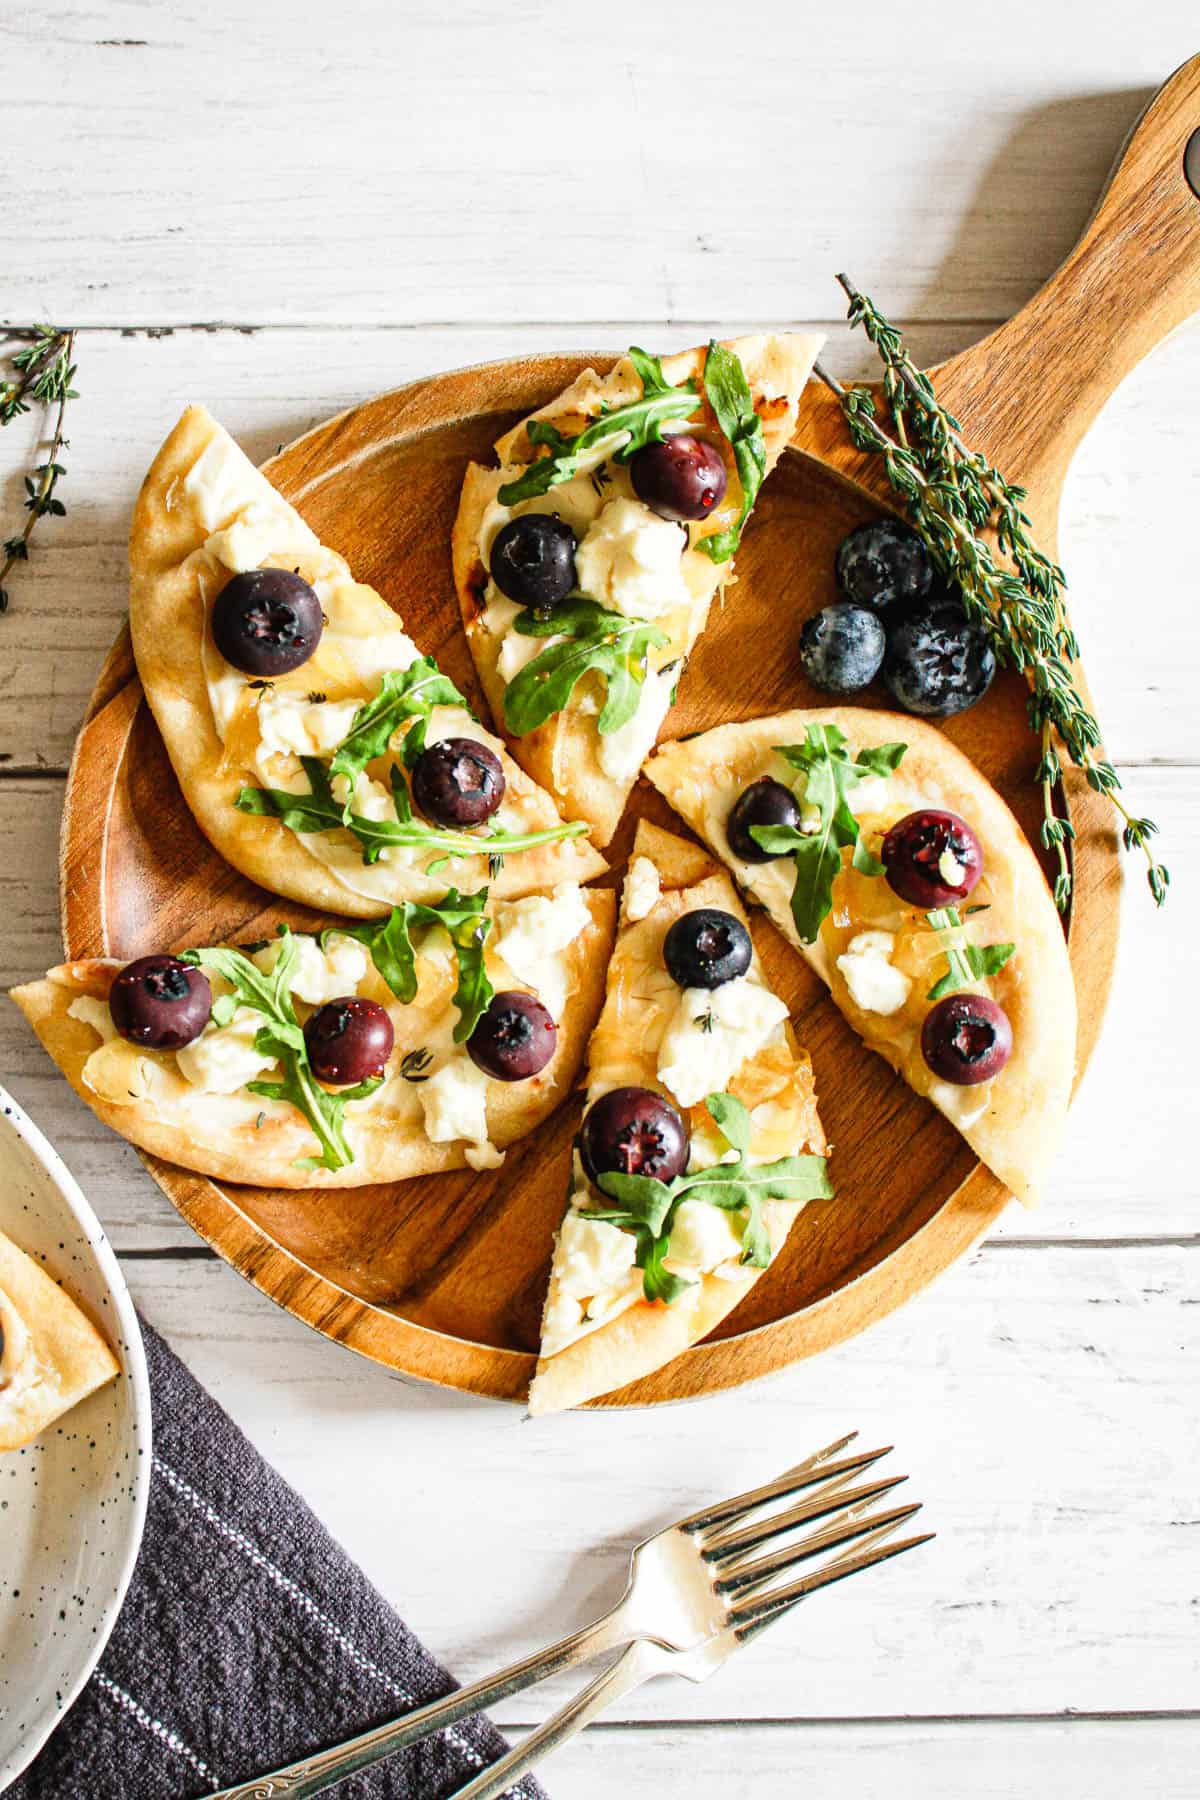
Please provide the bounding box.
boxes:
[3,5,1199,1794]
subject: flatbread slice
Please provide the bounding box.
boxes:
[10,889,614,1189]
[129,405,607,920]
[452,334,823,846]
[528,822,830,1415]
[646,708,1077,1204]
[0,1229,119,1451]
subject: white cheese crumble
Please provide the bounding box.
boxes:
[255,691,361,764]
[204,504,280,574]
[657,976,789,1110]
[184,436,259,532]
[252,934,369,1006]
[575,497,691,620]
[175,1008,280,1094]
[622,856,661,923]
[330,770,395,822]
[332,628,422,685]
[67,994,120,1043]
[596,664,675,785]
[554,1212,638,1299]
[491,883,590,1022]
[835,930,912,1017]
[417,1055,503,1170]
[664,1199,745,1275]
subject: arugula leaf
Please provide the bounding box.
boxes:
[323,889,493,1042]
[749,726,908,943]
[328,657,469,803]
[697,341,766,564]
[237,756,587,869]
[502,600,668,737]
[924,906,1015,1001]
[497,349,701,505]
[586,1092,832,1301]
[182,931,380,1172]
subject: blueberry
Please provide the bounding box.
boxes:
[882,601,996,718]
[490,514,577,610]
[726,779,801,864]
[109,955,212,1050]
[835,519,933,613]
[303,998,394,1085]
[922,994,1012,1086]
[411,737,505,828]
[467,991,557,1082]
[663,908,753,990]
[211,568,323,676]
[799,602,886,695]
[579,1087,689,1184]
[630,435,727,522]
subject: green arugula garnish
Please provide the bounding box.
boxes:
[748,725,907,943]
[586,1093,832,1304]
[237,756,587,869]
[182,931,382,1172]
[502,599,668,738]
[497,348,701,506]
[323,889,493,1043]
[697,341,765,564]
[328,657,469,803]
[924,906,1015,1001]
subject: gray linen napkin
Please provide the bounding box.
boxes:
[10,1321,546,1800]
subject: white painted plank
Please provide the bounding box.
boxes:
[1,318,1197,771]
[122,1241,1199,1721]
[1,766,1194,1245]
[0,1,1195,325]
[505,1719,1200,1800]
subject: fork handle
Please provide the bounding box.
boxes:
[447,1638,668,1800]
[198,1605,632,1800]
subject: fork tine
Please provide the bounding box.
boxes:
[730,1524,935,1643]
[681,1436,893,1535]
[715,1501,924,1595]
[701,1472,908,1561]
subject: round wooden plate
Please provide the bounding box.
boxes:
[59,61,1200,1405]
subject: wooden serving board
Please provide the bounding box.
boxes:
[60,60,1200,1406]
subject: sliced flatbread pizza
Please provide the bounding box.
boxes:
[129,405,607,920]
[646,708,1077,1204]
[0,1229,119,1451]
[528,822,831,1416]
[452,334,823,847]
[11,886,614,1189]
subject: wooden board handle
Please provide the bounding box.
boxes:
[935,54,1200,501]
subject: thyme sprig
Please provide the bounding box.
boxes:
[817,277,1167,911]
[0,328,78,616]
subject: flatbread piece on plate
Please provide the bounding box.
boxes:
[0,1229,119,1451]
[452,334,823,847]
[645,707,1077,1203]
[129,405,607,920]
[10,887,614,1190]
[528,821,831,1415]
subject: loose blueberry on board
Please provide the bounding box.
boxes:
[835,519,933,614]
[882,809,984,909]
[490,514,577,610]
[726,779,802,863]
[921,993,1012,1085]
[663,908,753,991]
[580,1086,689,1184]
[630,434,728,523]
[882,601,996,717]
[211,568,324,676]
[467,991,557,1081]
[411,737,505,828]
[109,955,212,1050]
[799,602,886,695]
[303,998,394,1085]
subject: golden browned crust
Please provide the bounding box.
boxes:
[9,892,615,1190]
[452,335,824,847]
[527,823,826,1414]
[129,405,607,920]
[646,707,1077,1204]
[0,1229,119,1451]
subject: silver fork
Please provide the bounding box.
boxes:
[202,1434,930,1800]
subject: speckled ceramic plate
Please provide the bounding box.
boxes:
[0,1085,151,1790]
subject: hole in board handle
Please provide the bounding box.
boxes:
[1186,128,1200,199]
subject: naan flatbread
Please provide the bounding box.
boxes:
[129,406,607,920]
[646,708,1077,1203]
[0,1229,119,1451]
[453,335,822,847]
